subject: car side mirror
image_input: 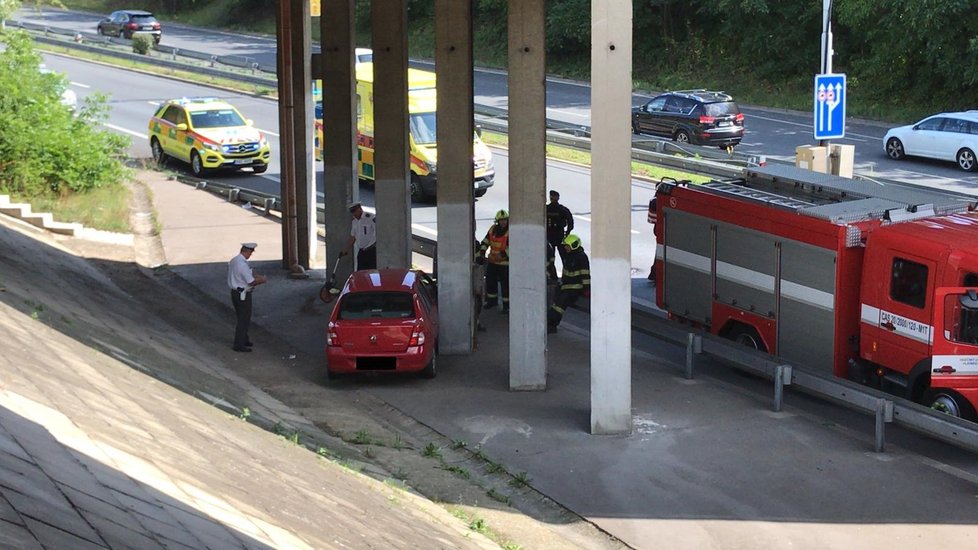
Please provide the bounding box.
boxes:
[175,123,187,131]
[246,119,254,126]
[475,125,483,138]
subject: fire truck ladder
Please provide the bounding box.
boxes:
[701,180,815,211]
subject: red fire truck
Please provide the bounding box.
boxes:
[653,164,978,419]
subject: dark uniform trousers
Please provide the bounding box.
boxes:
[484,262,509,308]
[231,288,252,349]
[357,244,377,270]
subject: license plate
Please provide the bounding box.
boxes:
[719,121,731,127]
[234,159,252,165]
[142,26,154,30]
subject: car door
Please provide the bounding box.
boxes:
[160,105,191,161]
[637,96,666,134]
[905,117,945,158]
[936,117,968,161]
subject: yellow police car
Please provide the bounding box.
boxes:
[148,97,271,176]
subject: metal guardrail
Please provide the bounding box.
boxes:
[33,20,978,455]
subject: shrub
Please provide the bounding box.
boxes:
[0,31,129,198]
[131,33,153,55]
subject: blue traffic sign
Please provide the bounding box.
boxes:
[813,73,846,140]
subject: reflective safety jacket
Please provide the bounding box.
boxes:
[560,248,590,291]
[479,223,509,265]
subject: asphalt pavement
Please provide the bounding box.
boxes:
[4,169,978,549]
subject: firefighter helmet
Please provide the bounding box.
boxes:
[562,234,581,250]
[495,209,509,221]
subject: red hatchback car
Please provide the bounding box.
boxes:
[326,269,439,379]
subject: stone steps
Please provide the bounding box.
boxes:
[0,194,132,244]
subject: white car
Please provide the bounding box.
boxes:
[883,111,978,171]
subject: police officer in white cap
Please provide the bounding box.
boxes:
[339,201,377,270]
[227,242,267,352]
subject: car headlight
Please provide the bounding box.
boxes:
[203,142,221,152]
[260,136,269,147]
[424,160,437,173]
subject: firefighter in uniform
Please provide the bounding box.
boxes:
[546,190,574,280]
[476,209,511,313]
[547,234,590,333]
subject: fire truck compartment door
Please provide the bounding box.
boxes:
[931,287,978,379]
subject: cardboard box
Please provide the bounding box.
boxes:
[830,144,855,178]
[795,146,828,173]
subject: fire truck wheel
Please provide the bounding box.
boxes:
[957,148,976,172]
[924,389,976,420]
[728,324,767,353]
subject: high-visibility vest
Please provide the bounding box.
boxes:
[486,230,509,265]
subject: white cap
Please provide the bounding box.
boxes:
[347,201,362,212]
[241,242,257,250]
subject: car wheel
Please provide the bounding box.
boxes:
[326,367,339,381]
[190,151,207,177]
[957,148,976,172]
[674,129,691,144]
[474,188,487,199]
[96,26,104,36]
[154,35,161,45]
[410,174,426,203]
[632,120,641,135]
[420,353,436,379]
[252,164,268,174]
[885,137,906,160]
[150,138,167,166]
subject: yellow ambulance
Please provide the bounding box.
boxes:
[314,64,495,201]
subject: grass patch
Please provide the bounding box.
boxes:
[35,42,277,97]
[421,442,442,459]
[12,182,131,232]
[440,464,471,479]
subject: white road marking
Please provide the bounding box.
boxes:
[574,213,639,234]
[257,128,279,137]
[747,113,875,142]
[105,123,146,139]
[69,81,89,89]
[148,101,160,106]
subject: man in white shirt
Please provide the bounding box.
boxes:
[227,242,268,352]
[339,202,377,270]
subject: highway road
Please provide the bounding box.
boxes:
[40,52,659,278]
[17,5,978,197]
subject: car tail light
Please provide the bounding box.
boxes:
[127,22,139,30]
[153,23,161,30]
[326,322,339,347]
[409,322,426,346]
[735,113,745,123]
[699,116,715,124]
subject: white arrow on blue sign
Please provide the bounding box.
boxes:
[813,73,846,140]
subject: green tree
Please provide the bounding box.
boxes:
[0,0,21,31]
[0,31,129,197]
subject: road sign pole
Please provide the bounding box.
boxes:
[819,0,833,148]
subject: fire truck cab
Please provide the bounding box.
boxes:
[654,165,978,419]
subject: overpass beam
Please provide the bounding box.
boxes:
[372,1,411,268]
[590,0,633,434]
[320,0,359,280]
[435,0,475,354]
[508,0,547,390]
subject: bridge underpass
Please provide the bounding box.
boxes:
[273,0,635,434]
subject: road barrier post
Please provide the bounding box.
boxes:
[685,333,701,379]
[774,364,792,412]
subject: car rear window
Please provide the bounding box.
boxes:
[131,15,158,24]
[703,101,740,117]
[339,292,416,320]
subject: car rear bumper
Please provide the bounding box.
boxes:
[326,345,432,374]
[698,129,744,146]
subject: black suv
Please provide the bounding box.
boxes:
[632,90,744,149]
[97,10,162,44]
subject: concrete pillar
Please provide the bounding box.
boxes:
[275,0,316,269]
[372,1,411,269]
[319,0,358,279]
[507,0,548,390]
[590,0,632,434]
[434,0,475,354]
